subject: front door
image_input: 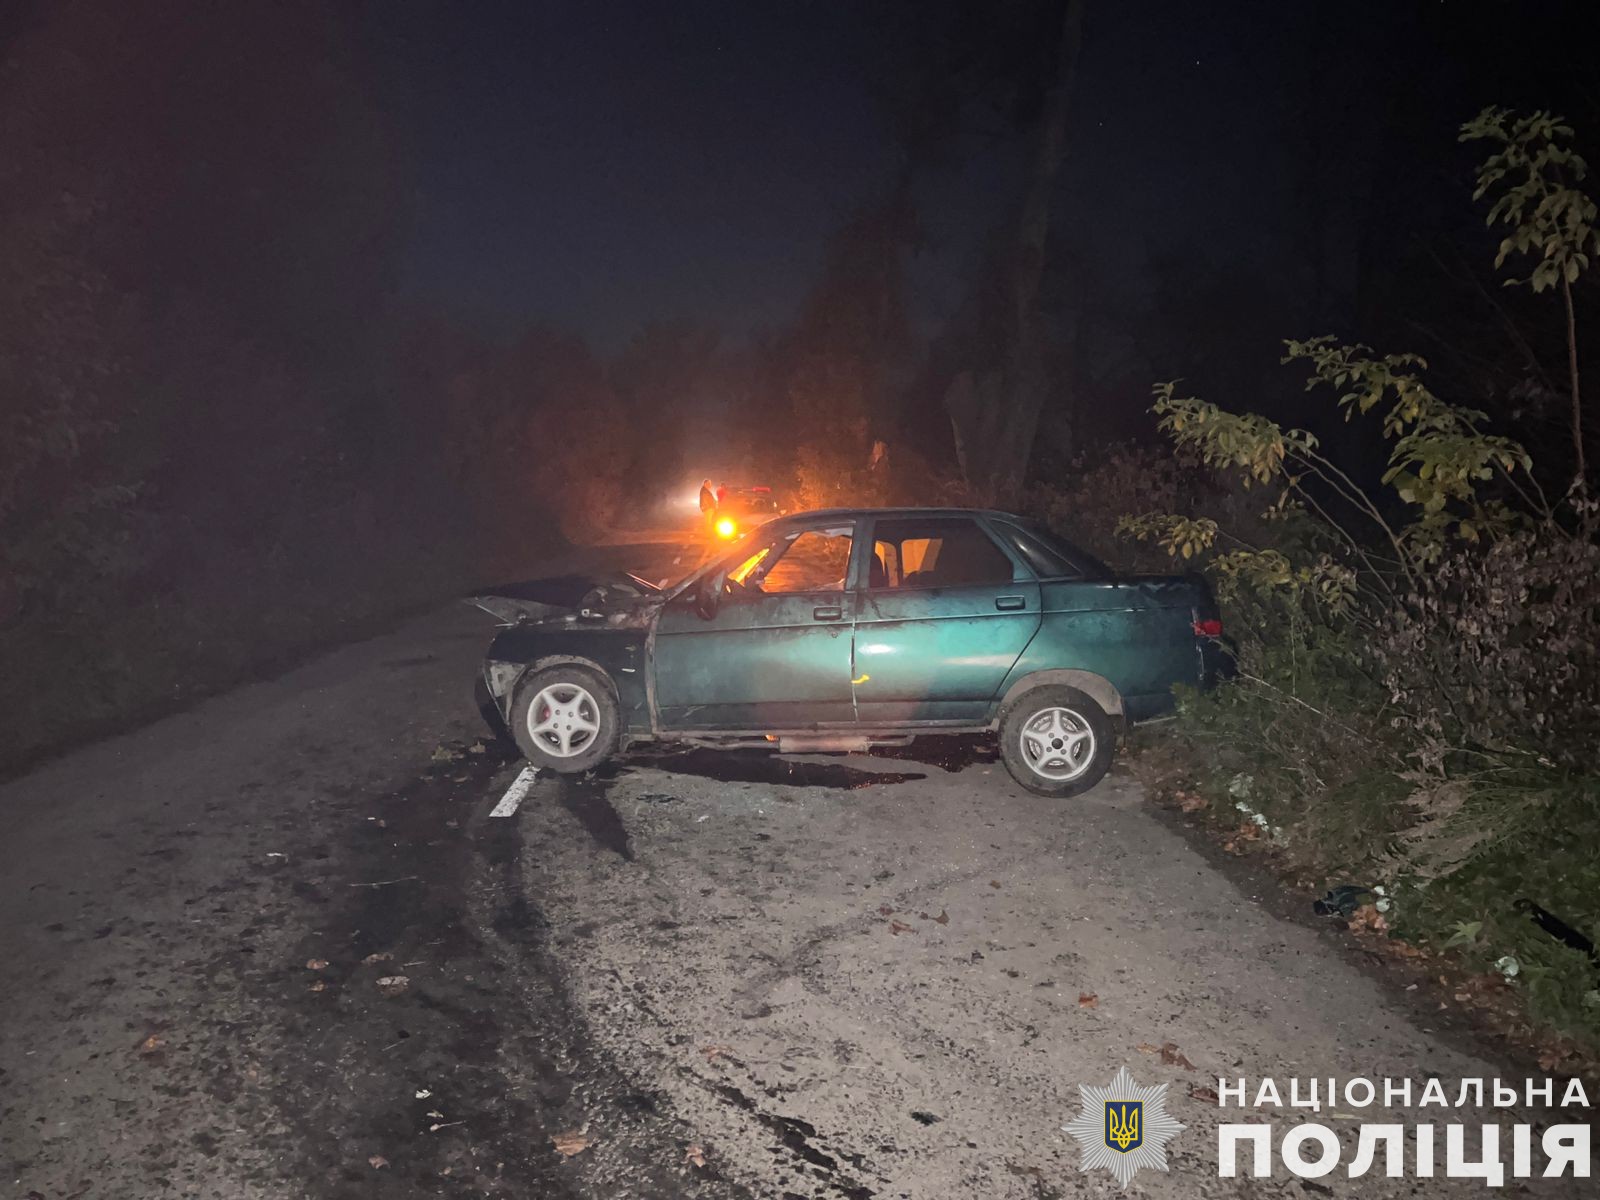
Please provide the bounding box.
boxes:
[852,515,1041,724]
[653,520,858,730]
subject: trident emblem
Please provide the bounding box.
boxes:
[1105,1100,1143,1152]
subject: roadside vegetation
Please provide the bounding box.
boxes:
[1084,110,1600,1057]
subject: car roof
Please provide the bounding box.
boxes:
[767,506,1028,523]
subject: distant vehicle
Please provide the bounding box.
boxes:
[709,485,779,540]
[472,508,1230,797]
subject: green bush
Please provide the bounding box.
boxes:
[1096,107,1600,1044]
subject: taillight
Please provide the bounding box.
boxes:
[1193,618,1223,638]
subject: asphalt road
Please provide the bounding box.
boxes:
[0,539,1582,1199]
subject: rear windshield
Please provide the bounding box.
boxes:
[993,522,1108,580]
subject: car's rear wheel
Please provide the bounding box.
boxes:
[509,664,619,774]
[998,685,1113,797]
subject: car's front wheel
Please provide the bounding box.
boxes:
[998,685,1114,797]
[509,664,620,774]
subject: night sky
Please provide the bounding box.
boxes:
[387,0,1600,371]
[393,1,1314,349]
[400,1,895,345]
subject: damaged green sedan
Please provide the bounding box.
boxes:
[475,508,1230,797]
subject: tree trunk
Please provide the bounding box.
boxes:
[1562,275,1586,494]
[946,0,1085,507]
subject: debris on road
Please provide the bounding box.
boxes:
[1312,883,1376,918]
[490,764,539,818]
[1077,992,1098,1008]
[376,975,410,996]
[551,1129,591,1157]
[1160,1043,1198,1070]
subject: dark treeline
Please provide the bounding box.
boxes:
[3,0,1598,768]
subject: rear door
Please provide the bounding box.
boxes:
[852,515,1041,724]
[653,519,859,729]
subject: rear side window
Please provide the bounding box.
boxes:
[868,518,1017,589]
[995,522,1102,579]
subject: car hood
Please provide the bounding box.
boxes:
[466,573,662,626]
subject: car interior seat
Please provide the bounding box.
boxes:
[869,551,888,588]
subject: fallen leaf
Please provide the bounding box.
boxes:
[305,958,329,971]
[376,975,410,996]
[1077,992,1099,1008]
[363,952,393,966]
[684,1143,707,1168]
[431,745,463,764]
[1158,1042,1198,1071]
[468,739,488,754]
[368,1155,389,1169]
[699,1044,733,1062]
[1538,1048,1570,1072]
[918,909,950,925]
[877,905,894,917]
[308,980,326,993]
[889,920,915,936]
[1347,904,1389,934]
[1176,790,1208,813]
[1135,1042,1160,1055]
[989,880,1001,889]
[551,1130,590,1157]
[137,1034,166,1055]
[1189,1083,1219,1104]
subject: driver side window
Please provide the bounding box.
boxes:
[745,526,854,593]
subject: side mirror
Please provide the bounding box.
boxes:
[694,571,725,620]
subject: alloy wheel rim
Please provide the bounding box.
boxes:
[527,683,601,758]
[1019,706,1095,781]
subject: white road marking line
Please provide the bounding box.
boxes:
[490,765,538,818]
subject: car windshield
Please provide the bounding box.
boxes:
[659,518,779,596]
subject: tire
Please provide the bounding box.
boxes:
[509,664,620,774]
[998,685,1114,798]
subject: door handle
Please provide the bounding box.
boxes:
[812,605,843,621]
[995,595,1026,611]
